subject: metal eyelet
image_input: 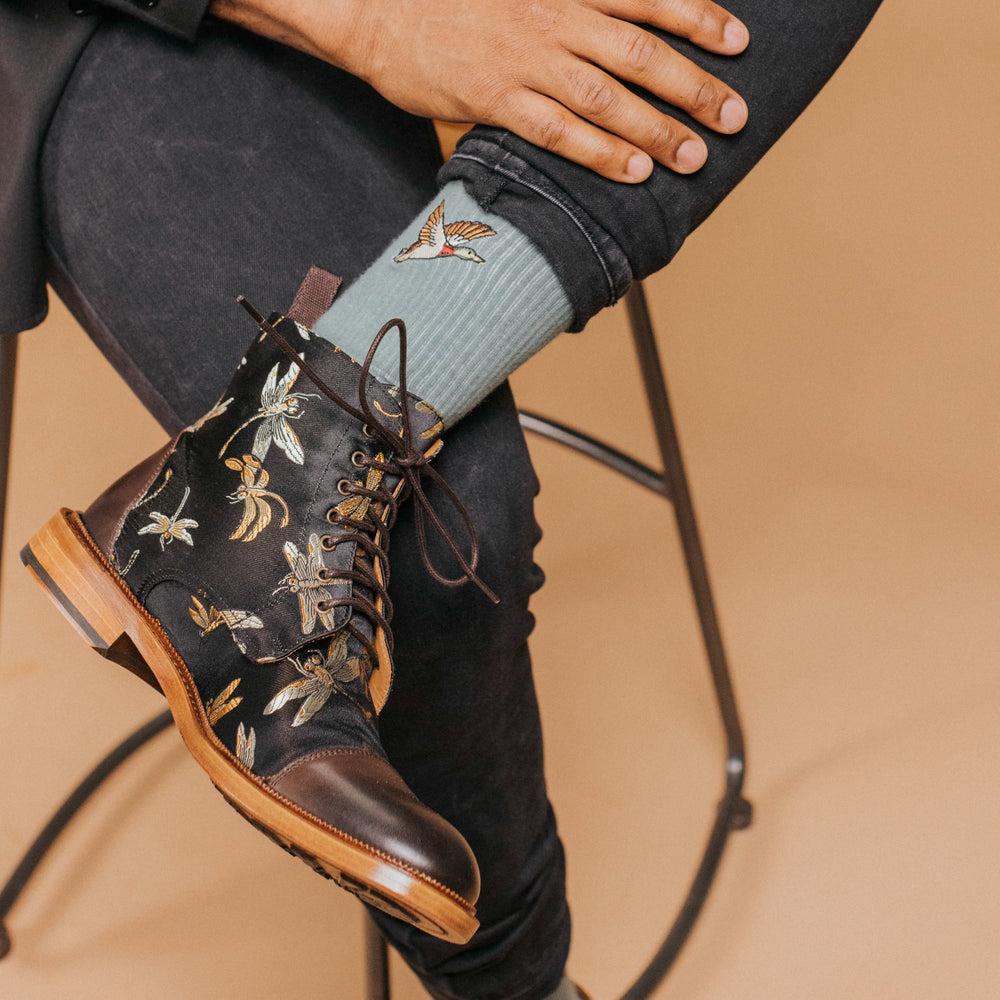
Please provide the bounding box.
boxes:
[362,424,376,438]
[316,600,332,614]
[320,535,335,551]
[337,479,351,495]
[325,507,337,524]
[351,451,367,468]
[317,567,332,581]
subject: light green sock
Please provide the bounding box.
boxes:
[543,977,586,1000]
[312,181,573,426]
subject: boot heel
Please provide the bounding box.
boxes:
[21,509,162,691]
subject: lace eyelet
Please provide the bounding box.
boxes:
[320,535,335,551]
[362,424,376,438]
[325,507,338,524]
[316,600,332,613]
[351,451,367,468]
[337,479,351,495]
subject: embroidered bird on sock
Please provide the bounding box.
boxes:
[393,201,496,263]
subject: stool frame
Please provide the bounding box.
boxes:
[0,282,751,998]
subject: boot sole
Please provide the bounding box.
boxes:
[22,508,479,944]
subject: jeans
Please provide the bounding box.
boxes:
[442,0,884,330]
[39,1,881,995]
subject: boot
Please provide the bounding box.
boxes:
[21,296,490,943]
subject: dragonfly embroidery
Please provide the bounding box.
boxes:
[275,533,343,635]
[205,678,244,726]
[225,454,290,542]
[188,594,263,642]
[218,360,317,465]
[235,722,256,769]
[138,485,198,549]
[335,454,386,523]
[185,396,233,434]
[263,634,366,727]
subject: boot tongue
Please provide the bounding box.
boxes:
[205,315,443,665]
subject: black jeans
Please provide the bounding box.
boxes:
[39,1,881,996]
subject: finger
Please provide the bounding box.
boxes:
[500,87,705,180]
[601,0,749,54]
[571,18,748,134]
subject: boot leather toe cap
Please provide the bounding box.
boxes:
[270,750,480,904]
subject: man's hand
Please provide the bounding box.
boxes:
[210,0,749,182]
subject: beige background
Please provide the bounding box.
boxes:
[2,1,998,997]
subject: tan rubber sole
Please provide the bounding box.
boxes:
[22,508,478,944]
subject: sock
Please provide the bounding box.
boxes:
[312,181,573,426]
[542,977,586,1000]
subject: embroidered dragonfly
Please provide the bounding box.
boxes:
[275,533,344,635]
[415,399,444,440]
[185,396,233,434]
[218,360,318,465]
[263,633,366,727]
[335,453,386,523]
[205,678,244,726]
[188,594,263,641]
[225,454,290,542]
[138,485,198,549]
[235,722,256,769]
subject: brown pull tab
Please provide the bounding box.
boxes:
[286,266,342,328]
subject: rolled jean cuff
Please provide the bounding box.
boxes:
[439,131,633,332]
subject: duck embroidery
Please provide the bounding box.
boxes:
[393,201,496,264]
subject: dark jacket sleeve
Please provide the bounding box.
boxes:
[0,0,211,333]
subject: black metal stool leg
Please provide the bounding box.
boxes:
[0,709,174,960]
[0,333,19,589]
[520,281,752,998]
[365,917,391,1000]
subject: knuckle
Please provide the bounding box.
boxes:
[572,74,619,118]
[534,114,570,154]
[645,117,682,155]
[688,78,720,115]
[618,27,660,77]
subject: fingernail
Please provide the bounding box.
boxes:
[724,19,749,50]
[676,139,706,171]
[720,97,747,132]
[626,153,652,181]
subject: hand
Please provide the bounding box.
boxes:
[210,0,749,182]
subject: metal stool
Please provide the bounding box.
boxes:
[0,282,751,998]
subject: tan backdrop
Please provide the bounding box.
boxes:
[2,1,997,997]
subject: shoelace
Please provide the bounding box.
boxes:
[239,298,499,673]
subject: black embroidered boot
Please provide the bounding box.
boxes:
[21,297,494,943]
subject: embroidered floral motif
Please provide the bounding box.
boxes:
[275,534,343,635]
[206,678,243,726]
[235,722,256,769]
[138,485,198,549]
[263,634,366,727]
[225,454,290,542]
[393,201,496,264]
[218,360,318,465]
[335,454,386,523]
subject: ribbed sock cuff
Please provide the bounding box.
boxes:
[312,181,572,425]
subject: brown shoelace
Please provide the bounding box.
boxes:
[239,298,499,675]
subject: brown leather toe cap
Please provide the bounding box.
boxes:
[270,749,480,904]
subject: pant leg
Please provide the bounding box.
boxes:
[40,19,569,999]
[439,0,885,329]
